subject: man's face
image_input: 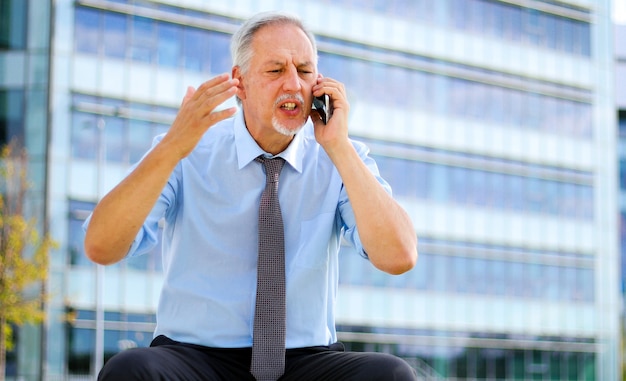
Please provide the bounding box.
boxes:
[234,23,317,139]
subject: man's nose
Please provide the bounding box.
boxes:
[282,66,302,92]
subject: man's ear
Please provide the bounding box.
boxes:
[232,66,246,101]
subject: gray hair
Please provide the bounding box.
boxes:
[230,11,318,75]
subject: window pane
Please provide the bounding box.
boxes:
[103,12,127,59]
[209,32,232,74]
[128,119,152,163]
[68,328,94,374]
[75,7,100,54]
[157,22,181,68]
[0,0,27,49]
[69,218,91,266]
[130,16,155,63]
[183,28,208,71]
[0,89,25,146]
[103,116,125,163]
[71,113,98,160]
[69,200,95,267]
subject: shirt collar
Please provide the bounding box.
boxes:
[234,109,307,173]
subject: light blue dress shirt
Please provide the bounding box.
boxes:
[90,110,392,349]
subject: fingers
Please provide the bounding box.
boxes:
[200,78,239,116]
[313,77,346,100]
[312,77,348,123]
[207,106,238,126]
[196,73,237,100]
[181,86,196,106]
[165,75,238,159]
[182,73,239,121]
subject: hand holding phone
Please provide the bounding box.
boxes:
[312,94,333,124]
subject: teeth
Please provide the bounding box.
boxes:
[281,103,296,110]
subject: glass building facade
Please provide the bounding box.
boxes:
[0,0,52,378]
[615,22,626,381]
[1,0,619,380]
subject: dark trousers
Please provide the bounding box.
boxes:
[98,335,418,381]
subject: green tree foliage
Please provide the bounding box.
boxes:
[0,141,55,381]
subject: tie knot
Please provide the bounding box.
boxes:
[256,156,285,183]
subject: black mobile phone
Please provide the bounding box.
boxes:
[312,94,332,124]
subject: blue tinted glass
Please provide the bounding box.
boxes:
[525,92,543,130]
[74,7,100,54]
[543,14,558,49]
[525,177,543,213]
[0,89,25,145]
[431,255,447,292]
[70,328,94,353]
[575,184,589,220]
[578,22,591,56]
[402,160,420,198]
[578,269,594,301]
[542,180,559,214]
[69,217,91,266]
[338,240,593,302]
[440,0,590,56]
[103,12,127,58]
[130,16,155,63]
[508,90,525,126]
[489,86,505,124]
[183,28,207,72]
[492,261,508,296]
[209,32,232,74]
[0,0,27,49]
[501,3,522,41]
[469,170,488,206]
[467,0,485,33]
[388,66,409,106]
[157,23,181,68]
[128,119,152,163]
[449,0,468,29]
[560,18,576,54]
[415,162,431,199]
[470,82,488,120]
[103,116,125,163]
[449,167,467,204]
[620,159,626,189]
[429,165,447,202]
[448,78,466,118]
[71,112,98,160]
[489,172,506,209]
[375,151,592,219]
[104,311,122,321]
[348,59,370,100]
[486,2,505,37]
[153,123,170,137]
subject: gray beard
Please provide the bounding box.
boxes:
[272,115,305,137]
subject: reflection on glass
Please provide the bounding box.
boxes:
[375,153,594,220]
[339,243,594,302]
[0,89,25,146]
[130,15,155,63]
[103,12,127,58]
[74,7,99,54]
[157,22,181,68]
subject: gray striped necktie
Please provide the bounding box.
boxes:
[250,156,286,381]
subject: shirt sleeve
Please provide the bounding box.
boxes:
[82,134,178,259]
[338,139,393,259]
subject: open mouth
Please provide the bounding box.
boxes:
[281,102,297,111]
[275,93,304,113]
